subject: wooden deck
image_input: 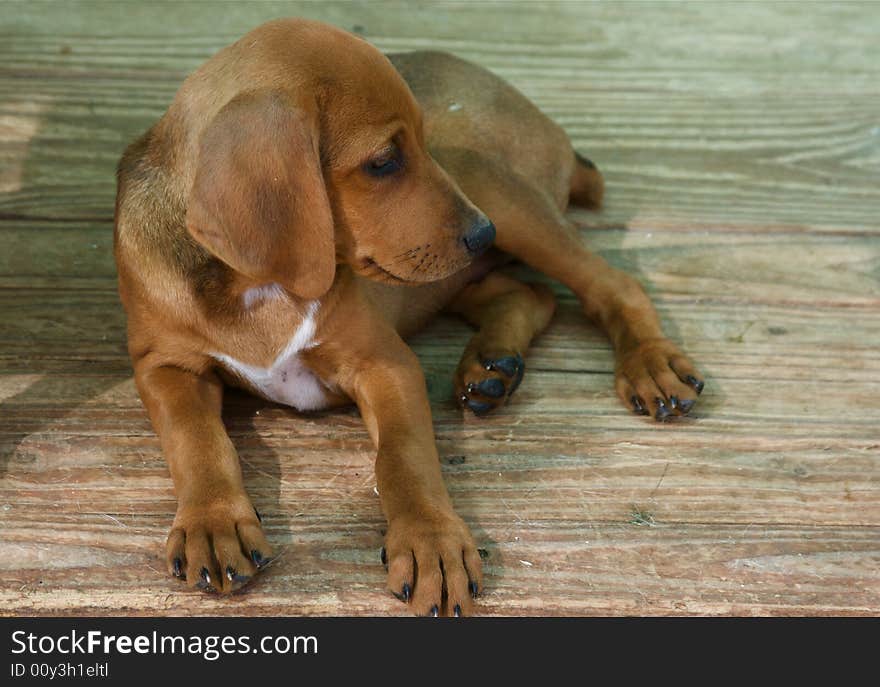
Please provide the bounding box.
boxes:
[1,1,878,616]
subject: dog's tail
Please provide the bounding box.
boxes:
[569,151,604,209]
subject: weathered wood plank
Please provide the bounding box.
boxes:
[2,83,878,231]
[2,3,879,231]
[2,517,877,616]
[3,226,880,307]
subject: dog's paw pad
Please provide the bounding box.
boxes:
[467,377,505,398]
[455,351,525,416]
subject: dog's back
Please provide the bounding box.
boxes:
[390,52,575,207]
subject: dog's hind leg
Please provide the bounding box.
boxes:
[451,155,705,421]
[447,271,556,415]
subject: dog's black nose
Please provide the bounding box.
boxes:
[463,218,496,256]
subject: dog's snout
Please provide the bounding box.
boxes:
[463,218,496,256]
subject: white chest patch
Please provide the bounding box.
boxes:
[212,301,331,411]
[242,282,286,310]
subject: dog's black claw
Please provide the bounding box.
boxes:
[196,567,214,591]
[469,580,480,598]
[678,398,695,414]
[251,550,267,568]
[380,546,387,566]
[226,565,250,586]
[466,400,493,416]
[403,583,412,602]
[478,548,490,560]
[453,604,462,617]
[484,354,522,378]
[655,398,671,421]
[509,360,525,395]
[253,507,262,523]
[685,375,705,395]
[392,582,412,603]
[172,557,184,578]
[430,605,439,617]
[471,378,505,398]
[669,395,679,410]
[631,395,649,416]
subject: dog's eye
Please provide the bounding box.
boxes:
[364,146,403,178]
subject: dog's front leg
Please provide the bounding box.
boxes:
[134,362,272,593]
[360,353,484,617]
[310,325,483,616]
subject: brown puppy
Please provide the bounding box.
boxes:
[114,18,704,616]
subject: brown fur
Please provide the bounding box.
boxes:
[114,18,704,616]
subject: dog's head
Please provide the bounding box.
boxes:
[184,19,494,300]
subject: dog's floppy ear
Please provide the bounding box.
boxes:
[186,90,335,300]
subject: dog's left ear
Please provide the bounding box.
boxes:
[186,90,335,300]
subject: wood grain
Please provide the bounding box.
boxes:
[1,1,878,616]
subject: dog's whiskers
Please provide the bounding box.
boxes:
[392,245,427,261]
[370,243,465,281]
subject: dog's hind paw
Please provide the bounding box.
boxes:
[615,338,705,422]
[455,350,525,416]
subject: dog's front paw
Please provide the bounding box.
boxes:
[615,338,705,421]
[383,510,483,617]
[165,494,273,594]
[455,349,525,416]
